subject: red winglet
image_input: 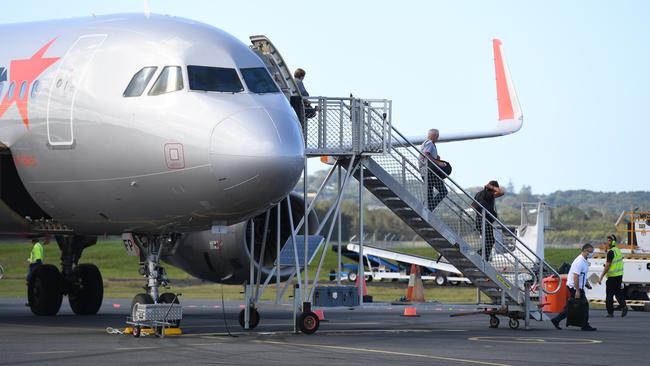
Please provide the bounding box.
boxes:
[493,39,514,121]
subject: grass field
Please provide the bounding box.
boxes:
[0,240,577,302]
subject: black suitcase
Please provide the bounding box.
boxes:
[566,297,588,328]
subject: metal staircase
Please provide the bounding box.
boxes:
[304,96,561,319]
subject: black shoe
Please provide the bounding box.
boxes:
[606,313,614,318]
[622,306,628,317]
[24,303,29,307]
[581,325,597,331]
[551,318,562,330]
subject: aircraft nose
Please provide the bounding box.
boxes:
[210,107,304,216]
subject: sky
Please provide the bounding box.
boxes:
[1,1,648,194]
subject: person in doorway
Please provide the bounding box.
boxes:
[471,181,505,261]
[598,234,628,317]
[419,129,448,211]
[26,238,44,282]
[294,68,317,118]
[551,243,597,331]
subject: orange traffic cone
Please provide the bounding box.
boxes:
[355,271,373,302]
[355,271,367,296]
[402,307,419,317]
[406,264,425,303]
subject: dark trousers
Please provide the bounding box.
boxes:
[425,170,448,211]
[475,216,495,261]
[553,287,589,326]
[606,276,626,314]
[26,260,42,282]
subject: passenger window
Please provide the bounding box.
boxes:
[7,81,15,99]
[149,66,184,96]
[19,81,27,99]
[240,67,279,94]
[187,65,243,93]
[123,67,157,97]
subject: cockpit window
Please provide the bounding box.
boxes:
[187,65,243,93]
[123,67,157,97]
[149,66,184,96]
[240,67,280,94]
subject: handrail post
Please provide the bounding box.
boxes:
[481,210,487,264]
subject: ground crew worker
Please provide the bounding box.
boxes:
[26,238,44,282]
[598,234,628,317]
[551,243,597,331]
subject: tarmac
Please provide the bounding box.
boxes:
[0,297,648,366]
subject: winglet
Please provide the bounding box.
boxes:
[493,39,522,122]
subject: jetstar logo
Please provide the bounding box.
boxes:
[0,38,60,129]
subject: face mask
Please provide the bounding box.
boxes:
[587,252,594,259]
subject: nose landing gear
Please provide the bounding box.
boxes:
[128,234,181,320]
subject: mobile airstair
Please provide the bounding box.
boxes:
[300,96,561,328]
[247,35,561,331]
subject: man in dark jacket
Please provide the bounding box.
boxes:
[472,181,505,261]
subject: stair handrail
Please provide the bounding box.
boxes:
[386,125,561,295]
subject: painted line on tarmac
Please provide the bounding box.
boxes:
[28,350,76,355]
[181,321,380,329]
[468,336,602,345]
[255,340,511,366]
[189,328,466,337]
[0,322,102,332]
[114,347,160,351]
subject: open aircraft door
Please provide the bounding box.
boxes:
[46,34,106,147]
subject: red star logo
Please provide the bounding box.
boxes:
[0,38,60,129]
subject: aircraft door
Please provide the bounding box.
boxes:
[47,34,107,147]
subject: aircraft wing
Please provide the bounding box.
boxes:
[408,39,523,145]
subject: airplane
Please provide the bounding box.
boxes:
[0,13,522,321]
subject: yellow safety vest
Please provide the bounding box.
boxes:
[607,245,623,278]
[28,242,44,264]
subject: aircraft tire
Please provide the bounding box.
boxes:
[131,293,154,319]
[69,264,104,315]
[238,306,260,329]
[159,292,181,327]
[28,264,63,316]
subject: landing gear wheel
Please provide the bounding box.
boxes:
[28,264,63,316]
[238,306,260,329]
[366,275,373,282]
[297,311,320,334]
[69,264,104,315]
[489,315,500,328]
[132,325,141,338]
[347,272,357,282]
[508,318,520,329]
[435,275,447,286]
[131,293,154,319]
[158,292,181,327]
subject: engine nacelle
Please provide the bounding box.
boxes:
[161,193,318,284]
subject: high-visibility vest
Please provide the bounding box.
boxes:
[28,242,44,264]
[607,245,624,278]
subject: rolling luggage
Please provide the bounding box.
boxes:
[566,297,588,328]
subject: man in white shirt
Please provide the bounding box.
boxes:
[419,129,448,211]
[551,243,597,331]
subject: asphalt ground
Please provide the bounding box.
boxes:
[0,297,647,366]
